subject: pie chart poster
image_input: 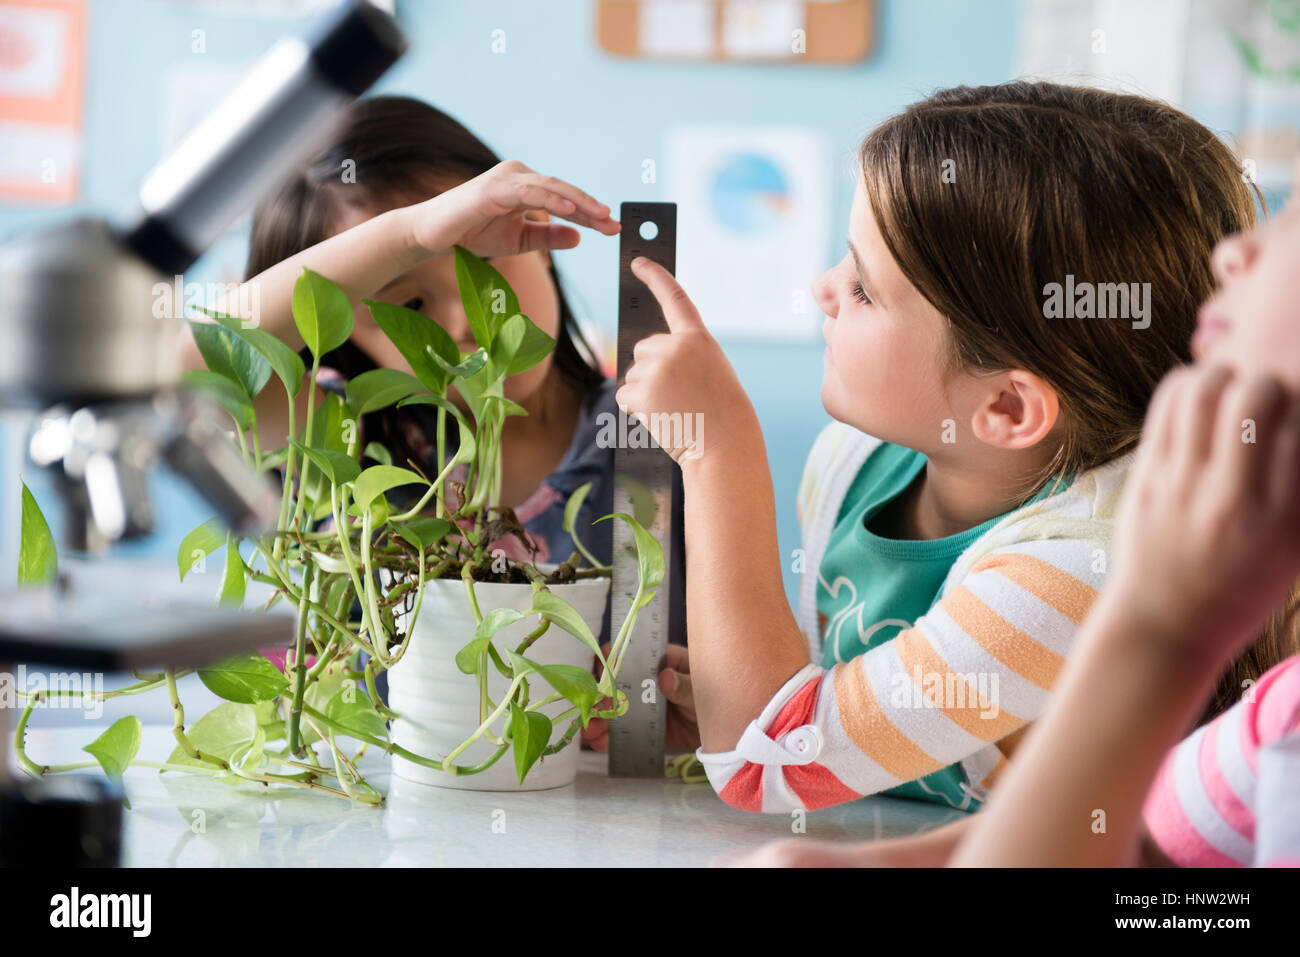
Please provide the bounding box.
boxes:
[667,126,830,341]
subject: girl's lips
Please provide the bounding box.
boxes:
[1191,309,1231,359]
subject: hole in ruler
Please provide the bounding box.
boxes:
[638,220,659,241]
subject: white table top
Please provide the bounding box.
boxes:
[19,725,962,867]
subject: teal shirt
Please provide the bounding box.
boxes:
[816,441,1057,811]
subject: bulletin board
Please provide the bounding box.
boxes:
[597,0,875,63]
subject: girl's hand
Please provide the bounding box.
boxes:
[407,160,620,258]
[581,643,700,752]
[614,257,761,468]
[1102,363,1300,669]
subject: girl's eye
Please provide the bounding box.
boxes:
[851,281,871,305]
[403,297,425,312]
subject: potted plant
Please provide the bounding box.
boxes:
[13,247,662,802]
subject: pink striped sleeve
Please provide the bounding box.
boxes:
[1143,655,1300,867]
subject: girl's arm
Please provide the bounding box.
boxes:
[614,259,1113,809]
[951,365,1300,866]
[615,257,813,751]
[181,161,620,443]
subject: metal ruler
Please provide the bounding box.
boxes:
[608,202,686,777]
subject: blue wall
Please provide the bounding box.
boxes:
[2,0,1024,605]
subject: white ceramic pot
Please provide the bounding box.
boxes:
[386,572,610,791]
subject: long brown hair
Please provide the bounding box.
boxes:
[858,81,1293,720]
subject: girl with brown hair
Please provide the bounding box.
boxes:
[609,81,1290,814]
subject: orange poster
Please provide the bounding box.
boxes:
[0,0,85,203]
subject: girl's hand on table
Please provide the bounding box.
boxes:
[1101,363,1300,670]
[614,257,763,469]
[726,817,977,867]
[407,159,620,259]
[581,643,700,753]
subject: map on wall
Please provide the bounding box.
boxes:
[0,0,85,204]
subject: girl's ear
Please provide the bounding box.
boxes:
[969,369,1060,450]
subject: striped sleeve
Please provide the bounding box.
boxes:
[695,537,1106,813]
[1142,655,1300,867]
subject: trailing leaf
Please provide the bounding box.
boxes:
[217,535,248,607]
[508,701,551,784]
[17,482,57,587]
[83,716,142,780]
[198,652,290,704]
[324,688,388,742]
[177,518,226,582]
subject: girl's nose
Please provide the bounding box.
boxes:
[812,267,838,318]
[1211,232,1256,285]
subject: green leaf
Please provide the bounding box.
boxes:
[181,369,254,430]
[287,439,361,486]
[200,308,306,398]
[177,518,227,582]
[531,663,602,729]
[491,313,555,377]
[429,345,489,381]
[455,607,528,674]
[364,298,460,393]
[528,590,606,665]
[18,482,57,588]
[198,651,289,704]
[301,666,351,747]
[595,511,665,593]
[292,268,353,360]
[345,368,426,416]
[83,716,142,781]
[482,394,529,419]
[306,391,352,456]
[324,688,389,741]
[508,701,551,785]
[254,699,285,742]
[188,320,273,400]
[363,441,392,466]
[454,245,522,349]
[217,536,247,607]
[505,649,539,679]
[352,465,427,513]
[164,702,263,772]
[392,516,452,551]
[563,482,592,535]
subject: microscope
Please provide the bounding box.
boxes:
[0,1,405,866]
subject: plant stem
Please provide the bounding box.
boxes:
[435,405,446,519]
[290,356,321,532]
[286,562,315,756]
[273,387,297,563]
[13,695,46,777]
[166,669,226,769]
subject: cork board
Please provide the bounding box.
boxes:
[597,0,875,63]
